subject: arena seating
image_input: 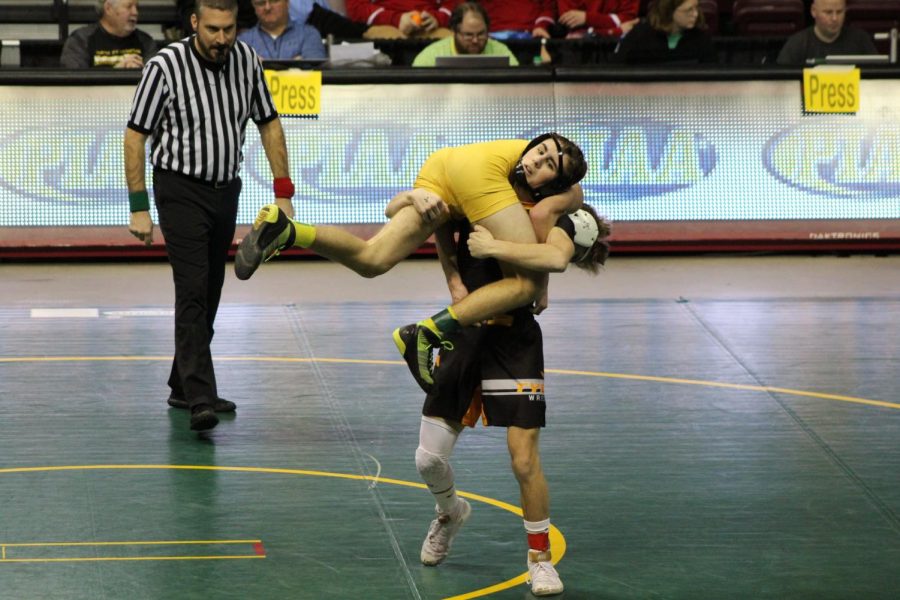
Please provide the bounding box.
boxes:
[845,0,900,36]
[732,0,806,36]
[700,0,721,35]
[0,0,896,68]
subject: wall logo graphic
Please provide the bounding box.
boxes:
[247,124,432,204]
[523,122,717,200]
[764,123,900,198]
[0,128,126,205]
[1,120,719,226]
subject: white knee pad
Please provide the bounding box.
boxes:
[415,446,450,481]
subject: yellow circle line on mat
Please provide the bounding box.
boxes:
[1,355,898,411]
[0,465,563,600]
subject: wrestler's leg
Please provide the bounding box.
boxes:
[235,190,445,279]
[508,425,563,596]
[307,204,442,278]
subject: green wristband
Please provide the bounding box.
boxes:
[128,190,150,213]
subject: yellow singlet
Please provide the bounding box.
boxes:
[414,139,528,222]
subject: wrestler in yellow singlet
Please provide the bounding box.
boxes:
[414,140,528,223]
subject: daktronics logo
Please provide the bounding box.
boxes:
[524,122,717,199]
[764,123,900,198]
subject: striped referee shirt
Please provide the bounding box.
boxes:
[127,37,278,185]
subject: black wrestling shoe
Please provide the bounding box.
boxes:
[234,204,294,280]
[189,404,219,431]
[392,323,446,394]
[167,395,236,412]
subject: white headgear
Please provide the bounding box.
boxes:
[569,209,599,259]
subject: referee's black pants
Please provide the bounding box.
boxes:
[153,169,241,409]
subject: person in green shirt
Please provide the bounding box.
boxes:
[412,1,519,67]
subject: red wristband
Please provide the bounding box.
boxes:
[274,177,295,199]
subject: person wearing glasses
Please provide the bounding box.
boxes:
[412,1,519,66]
[238,0,327,59]
[614,0,716,64]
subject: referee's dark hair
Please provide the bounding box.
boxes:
[194,0,238,17]
[449,1,490,32]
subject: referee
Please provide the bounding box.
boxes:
[124,0,295,432]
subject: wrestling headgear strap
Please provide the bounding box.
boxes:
[513,133,569,201]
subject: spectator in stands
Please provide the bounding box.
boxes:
[239,0,327,59]
[231,0,402,40]
[346,0,453,38]
[306,3,404,39]
[614,0,715,64]
[478,0,555,41]
[413,1,519,66]
[556,1,639,38]
[288,0,333,24]
[60,0,157,68]
[776,0,876,66]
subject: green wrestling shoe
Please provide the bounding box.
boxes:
[392,323,447,393]
[234,204,295,280]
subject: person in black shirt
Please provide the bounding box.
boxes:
[614,0,716,65]
[411,206,609,595]
[776,0,877,66]
[125,0,294,432]
[60,0,157,68]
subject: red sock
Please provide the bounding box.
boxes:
[527,531,550,552]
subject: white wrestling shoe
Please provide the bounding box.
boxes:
[527,549,564,596]
[420,498,471,566]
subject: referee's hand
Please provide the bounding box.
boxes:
[128,211,155,246]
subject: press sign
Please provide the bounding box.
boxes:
[264,70,321,117]
[802,66,860,113]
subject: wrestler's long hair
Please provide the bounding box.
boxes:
[572,203,611,275]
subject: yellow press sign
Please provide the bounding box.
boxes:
[264,70,321,117]
[802,66,860,113]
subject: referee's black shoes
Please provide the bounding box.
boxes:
[189,404,219,432]
[234,204,295,280]
[167,394,236,412]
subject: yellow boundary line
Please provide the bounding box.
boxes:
[2,539,261,547]
[0,555,266,564]
[0,356,893,593]
[0,539,265,563]
[0,465,563,599]
[0,355,896,411]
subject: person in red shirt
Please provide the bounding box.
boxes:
[478,0,556,40]
[346,0,454,37]
[557,0,639,38]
